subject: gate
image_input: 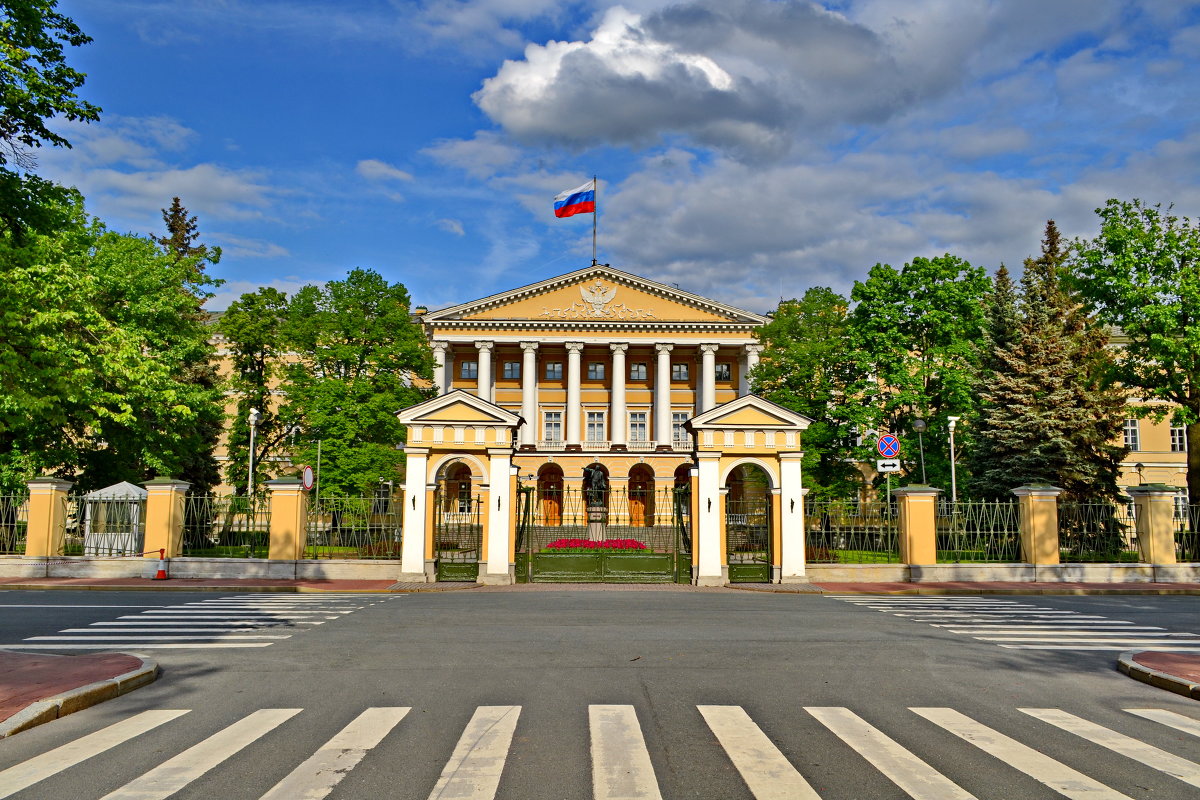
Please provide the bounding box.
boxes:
[726,496,772,583]
[515,486,690,583]
[433,486,482,581]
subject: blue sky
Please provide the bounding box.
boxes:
[41,0,1200,313]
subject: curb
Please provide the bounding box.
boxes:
[0,653,160,738]
[1117,650,1200,701]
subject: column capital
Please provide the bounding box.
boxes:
[520,340,540,352]
[430,340,449,354]
[699,343,719,354]
[474,340,494,352]
[655,343,674,354]
[565,341,585,354]
[744,343,764,355]
[609,343,629,353]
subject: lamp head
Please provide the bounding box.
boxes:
[947,416,960,431]
[248,408,261,426]
[912,418,927,433]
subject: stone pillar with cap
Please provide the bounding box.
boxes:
[1012,485,1062,565]
[143,478,190,559]
[892,485,941,565]
[1126,484,1179,565]
[266,478,310,560]
[24,477,73,558]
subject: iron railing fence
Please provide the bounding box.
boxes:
[0,494,29,555]
[183,495,270,558]
[58,493,147,557]
[522,486,681,553]
[726,496,771,569]
[805,499,900,563]
[1058,500,1139,563]
[1178,504,1200,563]
[433,492,482,567]
[936,500,1021,562]
[307,495,403,560]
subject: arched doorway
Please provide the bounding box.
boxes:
[725,463,773,583]
[434,460,482,582]
[629,464,655,527]
[441,462,474,516]
[537,464,564,526]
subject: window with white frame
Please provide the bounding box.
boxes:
[586,411,606,442]
[460,360,478,380]
[502,361,520,380]
[587,362,606,380]
[672,412,690,445]
[671,362,689,381]
[715,362,731,382]
[1171,421,1187,452]
[545,361,562,380]
[543,411,562,442]
[1175,492,1190,520]
[1123,418,1140,450]
[629,412,648,442]
[630,362,647,380]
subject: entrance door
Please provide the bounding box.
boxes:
[538,465,563,526]
[629,465,654,527]
[725,465,773,583]
[434,468,482,581]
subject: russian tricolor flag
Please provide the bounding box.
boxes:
[554,179,596,218]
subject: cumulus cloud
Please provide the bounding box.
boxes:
[423,131,523,178]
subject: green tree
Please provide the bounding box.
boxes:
[0,1,101,239]
[970,222,1128,500]
[155,197,220,270]
[218,287,290,495]
[848,254,991,492]
[751,288,868,497]
[282,269,435,495]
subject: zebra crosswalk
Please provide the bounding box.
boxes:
[2,703,1197,799]
[831,595,1200,651]
[0,594,396,650]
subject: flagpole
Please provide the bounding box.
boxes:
[592,175,598,265]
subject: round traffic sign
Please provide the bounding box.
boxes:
[301,465,315,491]
[877,434,900,458]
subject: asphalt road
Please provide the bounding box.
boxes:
[1,589,1199,799]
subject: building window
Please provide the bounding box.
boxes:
[543,411,562,443]
[1171,422,1187,452]
[715,363,731,382]
[672,362,689,381]
[630,363,647,380]
[629,412,648,442]
[587,362,606,381]
[460,360,478,380]
[586,411,606,442]
[545,362,562,380]
[1123,418,1140,451]
[672,412,689,446]
[502,361,520,380]
[1175,493,1190,521]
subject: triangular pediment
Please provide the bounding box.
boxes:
[397,390,523,427]
[688,395,812,431]
[423,265,766,325]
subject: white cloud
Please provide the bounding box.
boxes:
[435,218,466,235]
[205,277,316,311]
[423,131,523,178]
[356,159,414,182]
[209,232,291,259]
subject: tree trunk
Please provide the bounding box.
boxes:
[1187,420,1200,505]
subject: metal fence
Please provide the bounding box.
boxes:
[58,493,148,557]
[0,494,29,555]
[521,487,681,553]
[936,500,1021,562]
[805,499,900,563]
[307,495,402,560]
[183,495,271,558]
[1057,501,1139,563]
[1179,504,1200,563]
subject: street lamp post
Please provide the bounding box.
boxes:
[947,416,960,503]
[912,418,928,484]
[247,407,261,497]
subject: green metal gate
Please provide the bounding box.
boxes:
[433,487,482,581]
[515,486,690,583]
[726,496,772,583]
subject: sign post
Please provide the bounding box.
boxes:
[877,436,901,516]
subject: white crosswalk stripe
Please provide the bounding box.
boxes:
[0,594,396,651]
[3,703,1199,799]
[831,595,1200,651]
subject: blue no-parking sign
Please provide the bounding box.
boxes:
[877,434,900,458]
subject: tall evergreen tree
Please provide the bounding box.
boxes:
[969,221,1127,500]
[155,197,220,277]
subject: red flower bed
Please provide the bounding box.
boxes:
[544,538,647,551]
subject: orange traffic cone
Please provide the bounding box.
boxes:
[153,549,168,580]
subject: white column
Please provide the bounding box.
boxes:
[431,342,449,395]
[779,453,807,583]
[742,344,763,395]
[695,452,723,586]
[654,343,673,446]
[699,344,718,413]
[610,343,628,446]
[565,342,584,446]
[483,448,514,584]
[474,341,493,402]
[400,447,429,581]
[520,341,538,446]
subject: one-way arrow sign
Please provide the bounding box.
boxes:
[876,459,901,473]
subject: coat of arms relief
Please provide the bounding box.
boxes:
[539,280,657,320]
